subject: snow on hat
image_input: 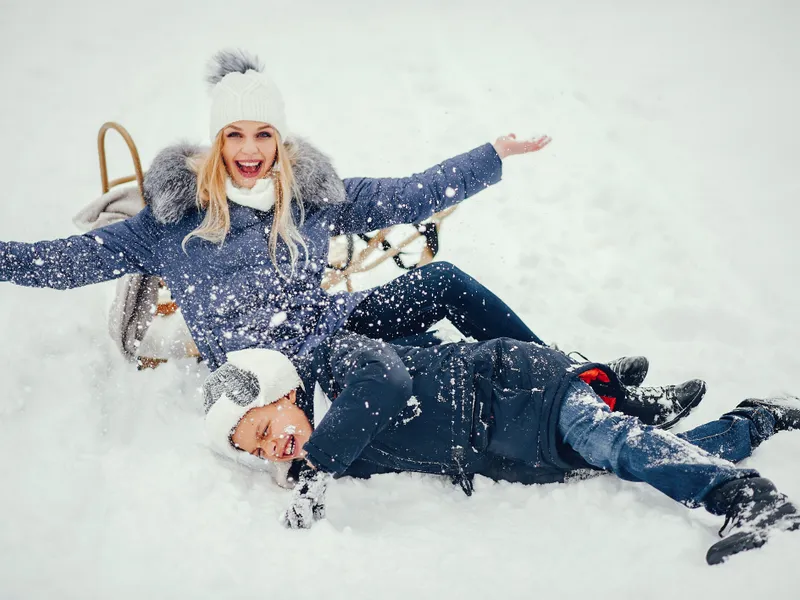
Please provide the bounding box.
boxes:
[203,347,302,488]
[207,49,288,141]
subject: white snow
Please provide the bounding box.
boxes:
[1,1,799,598]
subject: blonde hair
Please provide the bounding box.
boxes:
[183,131,308,275]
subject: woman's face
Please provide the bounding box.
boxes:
[221,120,279,189]
[230,390,313,462]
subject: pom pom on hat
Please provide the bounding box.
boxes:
[206,49,264,86]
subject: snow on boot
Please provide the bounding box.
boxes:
[705,477,800,565]
[735,396,800,432]
[620,379,706,429]
[566,351,649,387]
[607,355,649,387]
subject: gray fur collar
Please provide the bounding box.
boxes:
[143,137,346,224]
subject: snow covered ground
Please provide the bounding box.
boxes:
[1,0,799,598]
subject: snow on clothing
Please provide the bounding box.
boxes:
[72,185,538,362]
[0,139,503,371]
[297,332,614,482]
[343,261,546,347]
[297,332,757,508]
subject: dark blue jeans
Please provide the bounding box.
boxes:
[558,382,767,512]
[345,262,544,346]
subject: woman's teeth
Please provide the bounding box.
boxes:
[236,161,263,176]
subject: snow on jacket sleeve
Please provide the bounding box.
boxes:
[329,143,503,235]
[0,208,161,290]
[303,334,413,475]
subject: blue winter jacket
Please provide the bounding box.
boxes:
[0,139,502,370]
[298,332,624,490]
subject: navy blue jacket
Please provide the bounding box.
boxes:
[0,142,502,370]
[299,333,623,489]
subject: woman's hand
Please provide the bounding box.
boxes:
[492,134,552,160]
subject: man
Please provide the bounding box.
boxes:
[202,332,800,565]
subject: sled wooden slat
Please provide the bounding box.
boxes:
[323,230,390,291]
[98,122,145,198]
[321,205,457,291]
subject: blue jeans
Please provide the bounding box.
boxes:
[676,402,778,463]
[558,382,762,511]
[345,261,545,346]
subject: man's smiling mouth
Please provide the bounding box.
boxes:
[283,435,296,458]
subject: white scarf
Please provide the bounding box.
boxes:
[226,177,278,212]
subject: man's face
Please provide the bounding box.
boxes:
[230,390,313,462]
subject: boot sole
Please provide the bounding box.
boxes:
[707,519,800,565]
[656,381,707,430]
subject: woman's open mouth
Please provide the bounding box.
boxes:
[282,435,296,458]
[235,160,264,178]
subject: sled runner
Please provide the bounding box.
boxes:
[81,122,457,368]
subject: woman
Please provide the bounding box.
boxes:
[208,333,800,565]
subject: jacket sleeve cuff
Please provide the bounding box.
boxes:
[472,142,504,188]
[303,441,344,475]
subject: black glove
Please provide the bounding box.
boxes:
[281,467,330,529]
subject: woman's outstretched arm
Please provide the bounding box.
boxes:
[328,134,551,235]
[0,207,161,290]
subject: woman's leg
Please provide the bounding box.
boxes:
[558,381,759,509]
[345,261,545,344]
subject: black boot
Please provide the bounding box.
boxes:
[620,379,706,429]
[735,396,800,432]
[607,355,649,387]
[705,477,800,565]
[567,351,649,387]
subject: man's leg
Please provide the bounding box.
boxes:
[676,402,779,463]
[677,396,800,463]
[558,382,800,563]
[558,381,757,508]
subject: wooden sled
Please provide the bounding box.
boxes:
[96,122,457,367]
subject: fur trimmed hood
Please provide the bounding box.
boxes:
[142,137,346,225]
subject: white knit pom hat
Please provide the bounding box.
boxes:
[207,49,288,141]
[203,347,302,488]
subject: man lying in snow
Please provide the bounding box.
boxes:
[202,332,800,565]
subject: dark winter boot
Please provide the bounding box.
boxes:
[735,396,800,432]
[567,351,649,387]
[607,356,650,387]
[704,477,800,565]
[619,379,706,429]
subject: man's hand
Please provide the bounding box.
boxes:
[281,468,330,529]
[492,133,552,160]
